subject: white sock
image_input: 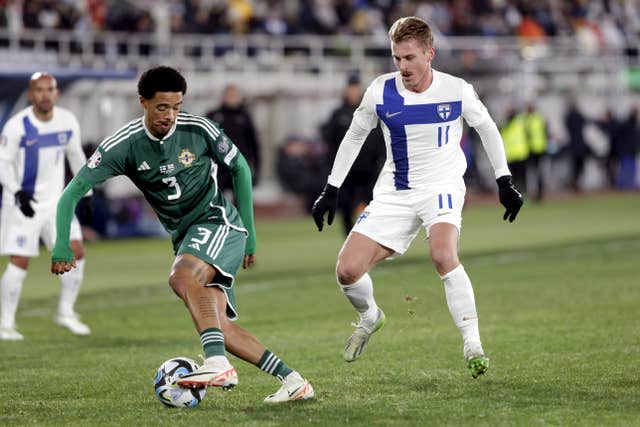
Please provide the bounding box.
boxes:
[58,258,85,317]
[340,273,379,325]
[441,264,482,348]
[1,263,27,329]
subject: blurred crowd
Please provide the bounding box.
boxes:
[0,0,638,47]
[497,101,639,202]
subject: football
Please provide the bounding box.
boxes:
[154,357,206,408]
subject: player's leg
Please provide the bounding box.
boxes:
[0,256,29,340]
[337,232,394,362]
[169,253,238,389]
[44,215,90,335]
[217,306,314,403]
[0,207,42,340]
[429,222,488,378]
[53,239,90,335]
[338,194,420,362]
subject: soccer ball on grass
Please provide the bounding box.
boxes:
[154,357,206,408]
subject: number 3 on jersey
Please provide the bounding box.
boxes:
[162,176,182,200]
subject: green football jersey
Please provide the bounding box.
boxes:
[79,112,248,246]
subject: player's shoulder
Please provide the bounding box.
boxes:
[176,111,222,139]
[368,72,398,90]
[433,69,469,88]
[52,105,75,118]
[52,106,81,126]
[98,117,145,153]
[362,72,399,104]
[4,107,31,128]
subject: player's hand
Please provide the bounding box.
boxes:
[497,175,523,222]
[311,184,339,231]
[15,190,36,217]
[243,254,256,269]
[51,259,77,275]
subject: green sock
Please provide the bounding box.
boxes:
[200,328,225,358]
[257,350,293,380]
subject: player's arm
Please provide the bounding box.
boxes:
[462,82,523,222]
[0,159,20,198]
[229,151,257,267]
[0,119,37,216]
[65,115,94,206]
[205,122,257,267]
[51,175,93,273]
[52,139,125,273]
[312,85,378,231]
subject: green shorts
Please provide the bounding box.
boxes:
[177,222,247,320]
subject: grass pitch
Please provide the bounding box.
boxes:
[1,193,639,426]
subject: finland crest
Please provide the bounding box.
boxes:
[178,149,196,167]
[87,150,102,169]
[437,103,451,121]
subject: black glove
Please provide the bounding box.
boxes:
[497,175,523,222]
[15,190,35,217]
[311,184,339,231]
[76,196,93,225]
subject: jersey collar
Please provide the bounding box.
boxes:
[396,69,439,98]
[141,116,178,141]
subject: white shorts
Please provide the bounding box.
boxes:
[351,183,466,257]
[0,202,82,257]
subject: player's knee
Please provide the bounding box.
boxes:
[168,269,194,300]
[336,262,364,285]
[70,240,85,260]
[72,247,85,261]
[430,249,458,275]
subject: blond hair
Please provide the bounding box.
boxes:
[388,16,434,50]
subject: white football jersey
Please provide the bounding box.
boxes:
[344,69,495,193]
[0,106,86,209]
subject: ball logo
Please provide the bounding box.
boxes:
[87,150,102,169]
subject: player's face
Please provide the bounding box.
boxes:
[28,76,58,118]
[391,38,435,93]
[140,91,183,139]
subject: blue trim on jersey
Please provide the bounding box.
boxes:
[447,193,452,209]
[438,193,443,209]
[376,77,462,190]
[20,117,39,196]
[18,116,72,195]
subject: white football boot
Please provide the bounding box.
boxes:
[176,355,238,390]
[343,309,386,362]
[0,326,24,341]
[264,371,314,403]
[55,312,91,336]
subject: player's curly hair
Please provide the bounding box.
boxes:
[388,16,434,50]
[137,66,187,100]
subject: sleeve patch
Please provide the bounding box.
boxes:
[217,135,230,153]
[87,150,102,169]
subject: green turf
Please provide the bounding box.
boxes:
[1,193,639,426]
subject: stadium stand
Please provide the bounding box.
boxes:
[1,1,638,235]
